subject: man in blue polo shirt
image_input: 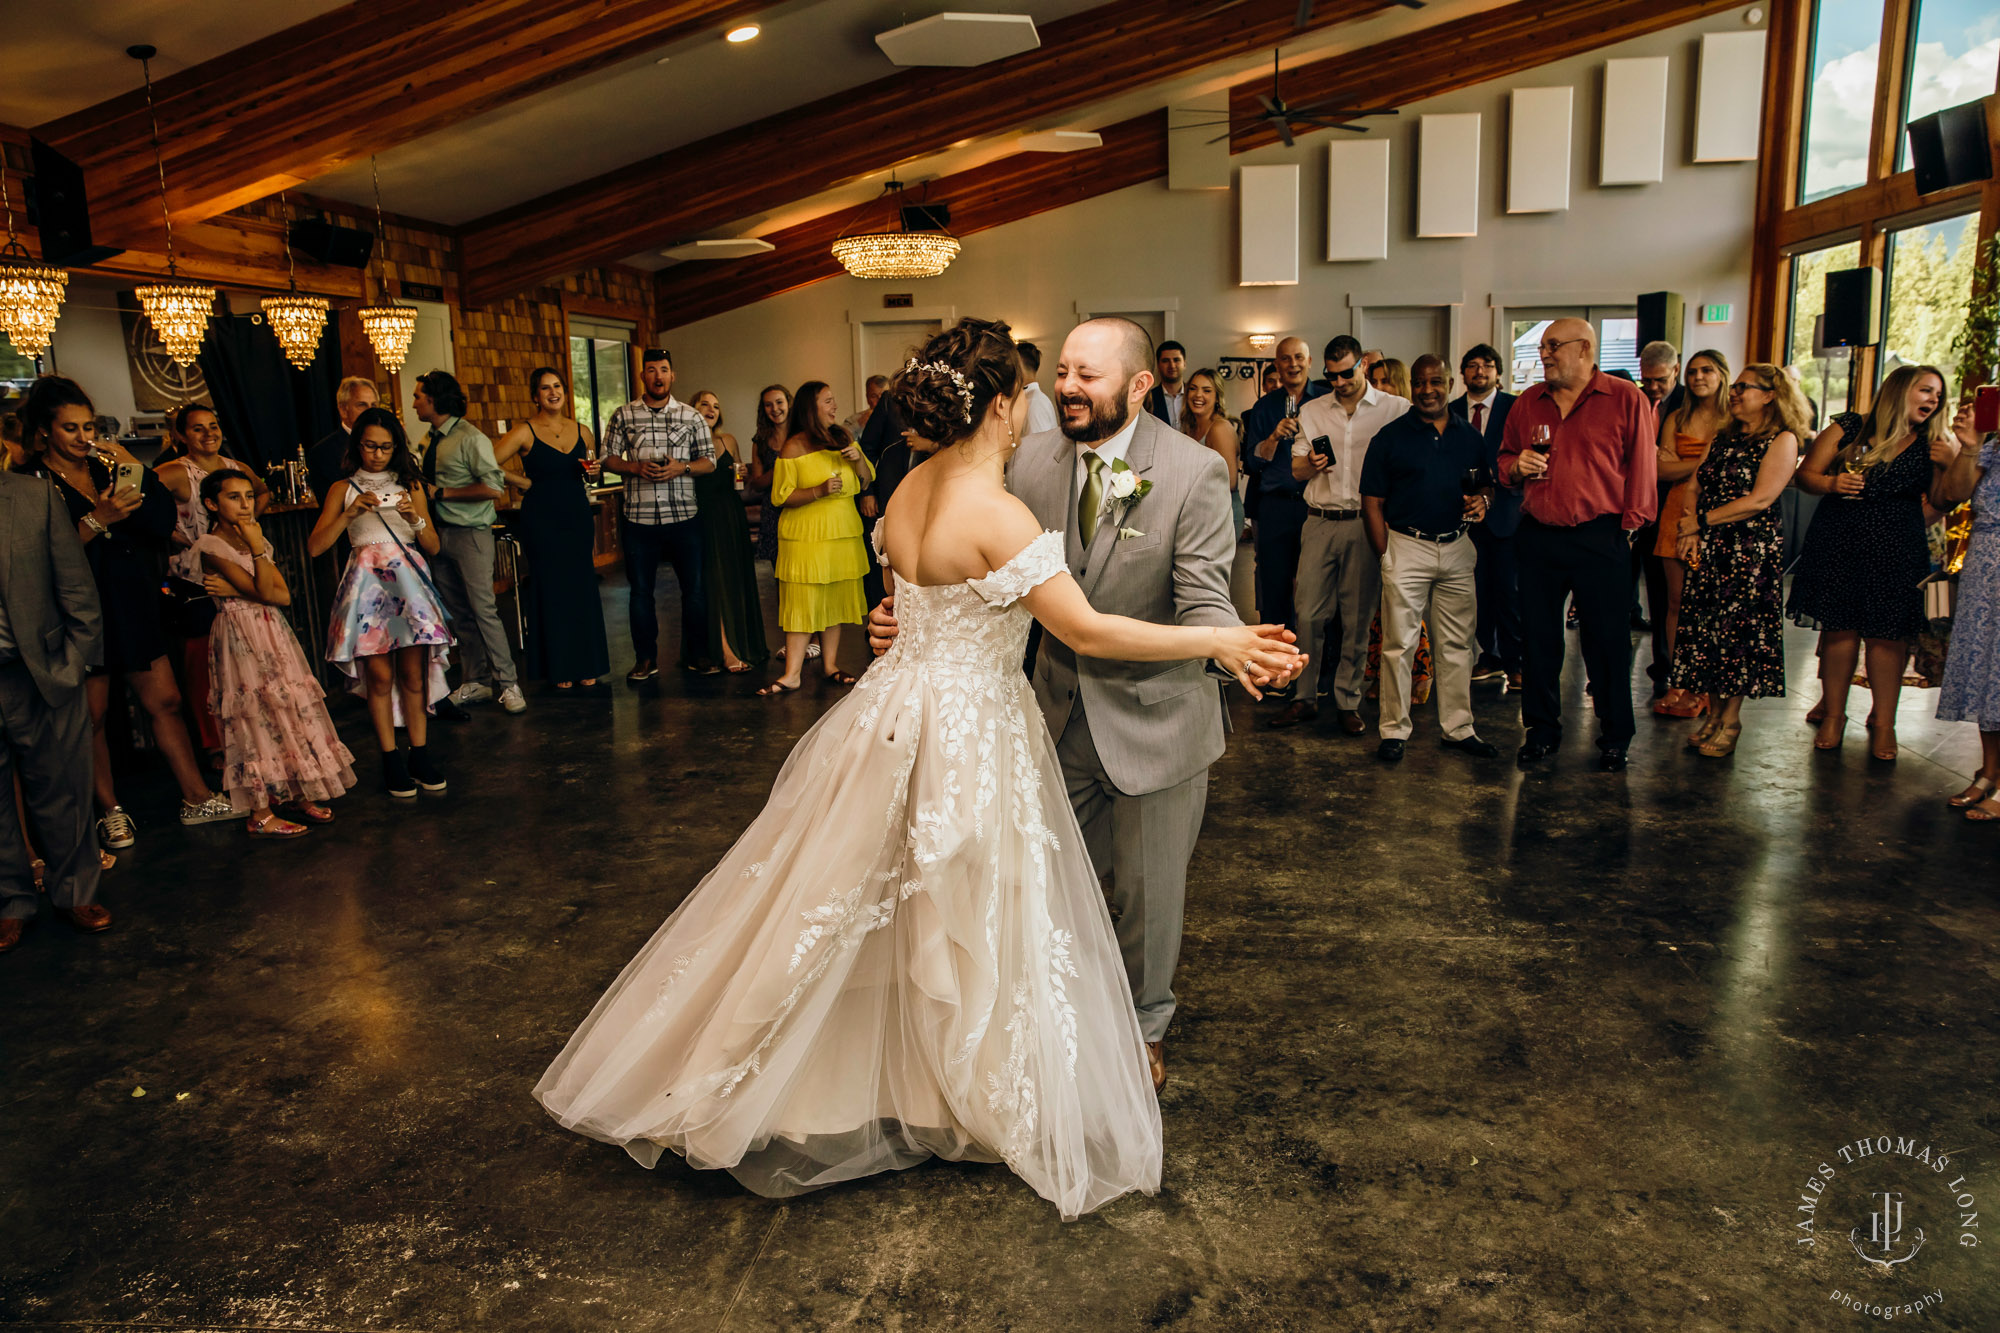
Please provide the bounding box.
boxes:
[1360,354,1498,763]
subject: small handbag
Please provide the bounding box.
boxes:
[1920,572,1956,625]
[161,574,218,637]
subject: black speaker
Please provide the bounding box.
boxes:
[900,203,951,232]
[1636,291,1685,353]
[27,138,123,266]
[1907,99,1993,195]
[289,217,376,268]
[1821,266,1882,348]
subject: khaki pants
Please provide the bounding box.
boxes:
[1293,514,1378,707]
[1378,531,1479,742]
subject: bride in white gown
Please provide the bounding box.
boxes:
[535,319,1299,1219]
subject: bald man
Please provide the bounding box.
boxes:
[1496,318,1658,771]
[1238,336,1331,636]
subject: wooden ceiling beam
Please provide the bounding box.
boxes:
[36,0,767,248]
[652,0,1749,332]
[459,0,1415,305]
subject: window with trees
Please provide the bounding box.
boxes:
[1884,211,1980,392]
[1787,239,1864,426]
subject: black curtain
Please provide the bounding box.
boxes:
[197,295,340,473]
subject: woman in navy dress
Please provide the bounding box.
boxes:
[498,367,611,689]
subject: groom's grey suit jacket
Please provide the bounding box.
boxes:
[1012,412,1241,796]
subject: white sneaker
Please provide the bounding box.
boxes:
[179,793,238,826]
[97,806,137,850]
[498,684,527,714]
[449,682,494,706]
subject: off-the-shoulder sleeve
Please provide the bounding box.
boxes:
[968,529,1067,607]
[771,455,800,507]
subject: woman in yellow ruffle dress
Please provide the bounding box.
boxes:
[759,380,874,693]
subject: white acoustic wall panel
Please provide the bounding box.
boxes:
[1694,31,1766,163]
[1239,164,1300,285]
[1417,113,1481,238]
[1507,87,1572,213]
[1168,94,1231,190]
[1600,56,1669,184]
[1326,139,1390,261]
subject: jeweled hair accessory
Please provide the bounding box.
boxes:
[905,357,975,423]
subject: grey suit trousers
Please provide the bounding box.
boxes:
[0,662,99,919]
[1293,513,1380,706]
[1055,705,1208,1043]
[432,525,516,688]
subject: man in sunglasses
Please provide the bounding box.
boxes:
[1496,318,1658,771]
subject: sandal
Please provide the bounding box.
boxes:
[1813,713,1846,750]
[247,813,308,838]
[1685,714,1723,750]
[1868,722,1898,762]
[1653,689,1708,719]
[824,670,859,686]
[1966,798,2000,823]
[758,679,801,696]
[1695,722,1743,758]
[726,661,753,674]
[555,681,573,690]
[1948,776,1998,809]
[282,801,335,824]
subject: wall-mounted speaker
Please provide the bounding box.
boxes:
[1636,291,1685,354]
[1821,266,1882,348]
[289,218,376,268]
[899,204,951,232]
[27,138,123,266]
[1907,99,1993,195]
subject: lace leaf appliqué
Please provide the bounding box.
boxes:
[967,530,1067,608]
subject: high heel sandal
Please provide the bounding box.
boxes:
[1966,798,2000,823]
[1948,776,1998,809]
[1868,722,1898,762]
[1696,722,1743,758]
[1686,713,1723,750]
[1813,713,1847,750]
[1654,688,1708,718]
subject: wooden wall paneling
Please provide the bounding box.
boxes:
[1747,0,1811,363]
[1868,0,1919,186]
[461,0,1416,303]
[37,0,770,244]
[654,0,1749,331]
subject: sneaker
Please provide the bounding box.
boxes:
[497,684,527,714]
[1471,658,1505,682]
[179,793,237,826]
[383,750,417,799]
[97,806,137,850]
[626,660,659,682]
[448,681,494,706]
[406,746,448,793]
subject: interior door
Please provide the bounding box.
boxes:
[1508,305,1639,388]
[398,299,455,441]
[1356,306,1450,368]
[858,320,943,414]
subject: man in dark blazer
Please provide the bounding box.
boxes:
[1140,340,1187,429]
[0,469,109,952]
[1449,344,1522,687]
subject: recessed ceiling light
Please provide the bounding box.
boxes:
[726,24,760,43]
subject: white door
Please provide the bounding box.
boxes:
[398,299,455,442]
[858,320,943,413]
[1356,306,1450,368]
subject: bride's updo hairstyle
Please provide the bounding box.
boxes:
[888,317,1023,448]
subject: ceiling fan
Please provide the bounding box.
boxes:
[1295,0,1425,29]
[1176,48,1401,148]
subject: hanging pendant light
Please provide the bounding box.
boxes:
[830,178,959,280]
[0,155,66,358]
[260,191,328,369]
[128,44,215,367]
[358,155,417,373]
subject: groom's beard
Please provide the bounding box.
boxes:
[1058,387,1133,444]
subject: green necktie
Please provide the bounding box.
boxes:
[1078,453,1106,546]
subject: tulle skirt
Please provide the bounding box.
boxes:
[535,655,1162,1219]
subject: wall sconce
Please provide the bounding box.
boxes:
[1246,334,1277,353]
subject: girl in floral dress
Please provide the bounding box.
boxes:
[195,471,356,836]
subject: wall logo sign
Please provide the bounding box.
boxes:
[401,280,445,303]
[1789,1132,1977,1321]
[882,293,914,309]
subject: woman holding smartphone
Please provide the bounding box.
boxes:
[15,376,235,848]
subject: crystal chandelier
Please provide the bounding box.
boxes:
[261,192,328,369]
[0,157,65,358]
[359,155,418,372]
[830,178,960,280]
[130,45,214,367]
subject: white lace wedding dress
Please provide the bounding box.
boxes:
[535,530,1162,1218]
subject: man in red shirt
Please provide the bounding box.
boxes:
[1496,318,1658,771]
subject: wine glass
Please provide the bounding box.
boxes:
[1460,465,1485,495]
[1838,448,1868,500]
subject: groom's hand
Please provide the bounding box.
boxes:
[866,595,899,656]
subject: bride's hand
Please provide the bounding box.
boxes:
[1210,625,1302,700]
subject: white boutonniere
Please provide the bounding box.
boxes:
[1101,458,1152,536]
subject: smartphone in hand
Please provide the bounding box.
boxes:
[1976,385,2000,435]
[112,460,146,499]
[1310,435,1334,464]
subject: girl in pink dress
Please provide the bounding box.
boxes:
[196,470,357,837]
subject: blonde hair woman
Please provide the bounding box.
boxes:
[1180,368,1242,537]
[1369,357,1410,400]
[1788,364,1954,759]
[1665,364,1811,756]
[1650,350,1730,718]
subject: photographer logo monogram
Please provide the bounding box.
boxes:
[1792,1133,1979,1321]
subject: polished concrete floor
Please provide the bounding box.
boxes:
[4,548,1996,1332]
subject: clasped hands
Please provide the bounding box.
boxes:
[640,456,686,482]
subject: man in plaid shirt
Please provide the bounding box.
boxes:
[602,348,719,679]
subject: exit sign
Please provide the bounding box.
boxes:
[1699,303,1733,324]
[883,293,914,309]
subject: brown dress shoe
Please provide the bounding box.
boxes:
[1337,708,1367,735]
[1145,1040,1166,1093]
[1266,700,1318,729]
[58,904,113,933]
[0,918,25,953]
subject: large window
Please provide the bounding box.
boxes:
[1898,0,2000,170]
[1786,239,1864,428]
[566,317,634,446]
[1883,211,1980,392]
[1800,0,1887,204]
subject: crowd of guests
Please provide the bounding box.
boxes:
[4,312,1997,957]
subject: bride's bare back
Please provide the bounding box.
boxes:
[880,455,1041,588]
